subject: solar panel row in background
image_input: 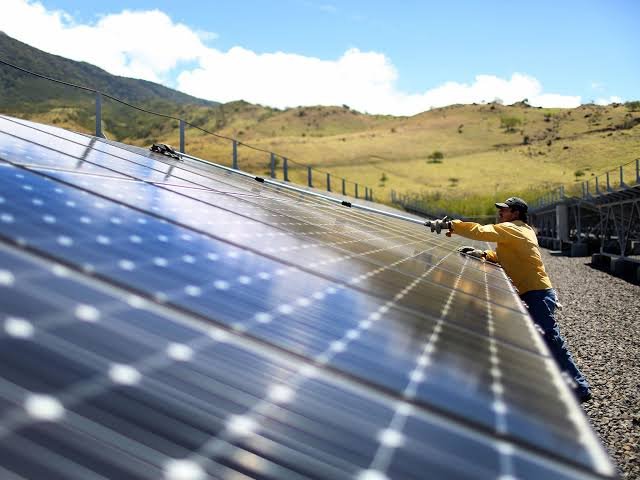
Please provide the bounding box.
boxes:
[0,115,615,480]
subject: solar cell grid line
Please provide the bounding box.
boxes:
[0,221,612,476]
[0,165,544,356]
[0,122,616,474]
[33,167,516,308]
[0,183,604,468]
[0,161,552,364]
[359,258,470,480]
[0,246,496,478]
[3,158,516,310]
[1,163,524,358]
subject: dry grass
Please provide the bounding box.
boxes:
[14,102,640,215]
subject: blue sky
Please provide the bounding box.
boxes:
[2,0,638,114]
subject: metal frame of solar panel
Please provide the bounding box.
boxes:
[0,114,616,480]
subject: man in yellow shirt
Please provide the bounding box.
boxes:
[427,197,591,402]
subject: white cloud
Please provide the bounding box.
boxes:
[0,0,209,83]
[2,0,583,115]
[595,96,622,105]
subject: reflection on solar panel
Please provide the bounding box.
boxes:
[0,114,615,480]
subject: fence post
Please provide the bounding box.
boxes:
[342,178,346,195]
[585,180,589,197]
[636,159,640,184]
[232,140,238,169]
[369,189,373,202]
[270,153,276,178]
[620,165,626,187]
[582,182,586,198]
[95,92,103,138]
[326,173,331,192]
[595,176,600,194]
[606,172,611,191]
[179,120,185,153]
[307,167,313,187]
[355,183,359,199]
[283,158,289,181]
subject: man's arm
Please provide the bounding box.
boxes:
[450,220,521,243]
[450,220,501,241]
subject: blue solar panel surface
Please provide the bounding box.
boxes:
[0,115,615,479]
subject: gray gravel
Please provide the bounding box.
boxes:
[541,250,640,479]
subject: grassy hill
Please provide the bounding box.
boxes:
[2,32,639,216]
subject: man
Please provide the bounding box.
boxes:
[427,197,592,402]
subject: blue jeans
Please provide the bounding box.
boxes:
[520,289,590,394]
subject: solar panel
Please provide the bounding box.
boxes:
[0,114,615,479]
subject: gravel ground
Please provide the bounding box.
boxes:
[541,250,640,479]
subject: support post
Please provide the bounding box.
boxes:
[595,176,600,195]
[369,189,373,202]
[326,173,331,192]
[342,178,346,195]
[307,167,313,187]
[283,158,289,181]
[270,153,276,178]
[95,92,103,138]
[232,140,238,169]
[355,183,359,199]
[636,158,640,184]
[607,172,612,191]
[620,165,626,187]
[179,120,185,153]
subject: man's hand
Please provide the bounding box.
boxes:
[456,246,485,258]
[424,216,452,234]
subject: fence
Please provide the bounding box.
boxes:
[0,58,374,201]
[532,158,640,208]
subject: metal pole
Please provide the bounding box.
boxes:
[95,92,103,138]
[636,158,640,184]
[307,167,313,187]
[620,165,625,187]
[595,176,599,195]
[270,153,276,178]
[179,119,185,153]
[369,189,373,202]
[607,172,611,191]
[582,182,585,198]
[355,183,359,199]
[364,187,368,201]
[232,140,238,169]
[283,157,289,181]
[342,178,346,195]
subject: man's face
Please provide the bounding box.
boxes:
[497,207,519,223]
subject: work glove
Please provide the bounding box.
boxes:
[424,216,452,234]
[456,246,485,258]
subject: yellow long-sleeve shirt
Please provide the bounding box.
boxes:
[451,219,552,294]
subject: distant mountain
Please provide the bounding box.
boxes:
[0,31,216,108]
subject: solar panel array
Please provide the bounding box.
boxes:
[0,115,614,480]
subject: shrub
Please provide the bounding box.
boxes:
[428,150,444,161]
[500,116,522,132]
[574,169,585,178]
[625,100,640,112]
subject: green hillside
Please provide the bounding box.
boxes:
[1,32,639,217]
